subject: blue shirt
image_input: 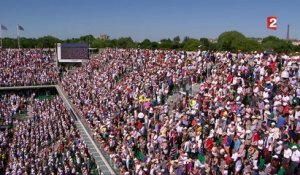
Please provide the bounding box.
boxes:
[234,139,241,151]
[226,136,232,147]
[277,116,286,128]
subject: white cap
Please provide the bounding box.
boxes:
[271,122,276,126]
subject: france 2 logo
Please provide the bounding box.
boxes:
[267,16,277,30]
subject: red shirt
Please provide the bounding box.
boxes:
[269,62,276,73]
[253,132,259,142]
[205,138,213,151]
[283,105,289,114]
[227,75,233,83]
[225,155,231,165]
[137,122,143,130]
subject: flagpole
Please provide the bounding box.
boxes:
[17,25,20,49]
[0,27,2,49]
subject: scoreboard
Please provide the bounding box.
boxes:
[57,43,89,62]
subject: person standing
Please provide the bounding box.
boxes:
[290,146,300,174]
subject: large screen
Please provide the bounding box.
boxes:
[61,43,89,60]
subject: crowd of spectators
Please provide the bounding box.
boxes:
[0,93,27,174]
[62,49,300,175]
[0,92,99,175]
[1,47,300,174]
[0,49,59,87]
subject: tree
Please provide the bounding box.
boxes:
[173,36,180,43]
[20,38,37,48]
[261,36,294,53]
[199,38,210,50]
[36,35,61,48]
[182,37,200,51]
[91,40,107,48]
[243,38,261,52]
[172,36,181,49]
[159,38,173,49]
[217,31,261,52]
[116,37,136,48]
[79,35,96,43]
[2,38,18,48]
[217,31,247,52]
[140,39,152,49]
[151,41,159,49]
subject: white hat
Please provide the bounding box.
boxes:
[292,145,298,149]
[271,122,276,126]
[272,155,279,159]
[278,141,283,144]
[246,130,251,134]
[220,149,225,154]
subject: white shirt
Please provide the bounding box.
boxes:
[263,92,269,99]
[231,152,240,161]
[237,87,243,94]
[282,95,290,103]
[275,76,281,83]
[275,145,283,155]
[291,150,300,162]
[184,141,191,152]
[284,148,292,159]
[235,159,242,171]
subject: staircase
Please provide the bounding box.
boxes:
[55,85,116,175]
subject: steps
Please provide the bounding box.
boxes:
[55,85,116,175]
[75,121,113,175]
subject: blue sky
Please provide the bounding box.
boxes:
[0,0,299,41]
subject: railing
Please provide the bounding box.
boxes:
[56,57,220,175]
[57,84,119,174]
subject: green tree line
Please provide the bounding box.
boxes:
[1,31,300,53]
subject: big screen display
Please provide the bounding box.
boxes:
[61,43,89,59]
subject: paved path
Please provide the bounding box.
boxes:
[56,85,116,175]
[0,85,55,90]
[0,85,116,174]
[0,85,56,90]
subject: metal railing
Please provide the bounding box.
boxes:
[57,84,119,174]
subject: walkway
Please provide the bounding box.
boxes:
[56,85,116,175]
[0,85,56,90]
[0,85,116,175]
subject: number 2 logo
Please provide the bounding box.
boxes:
[267,16,277,30]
